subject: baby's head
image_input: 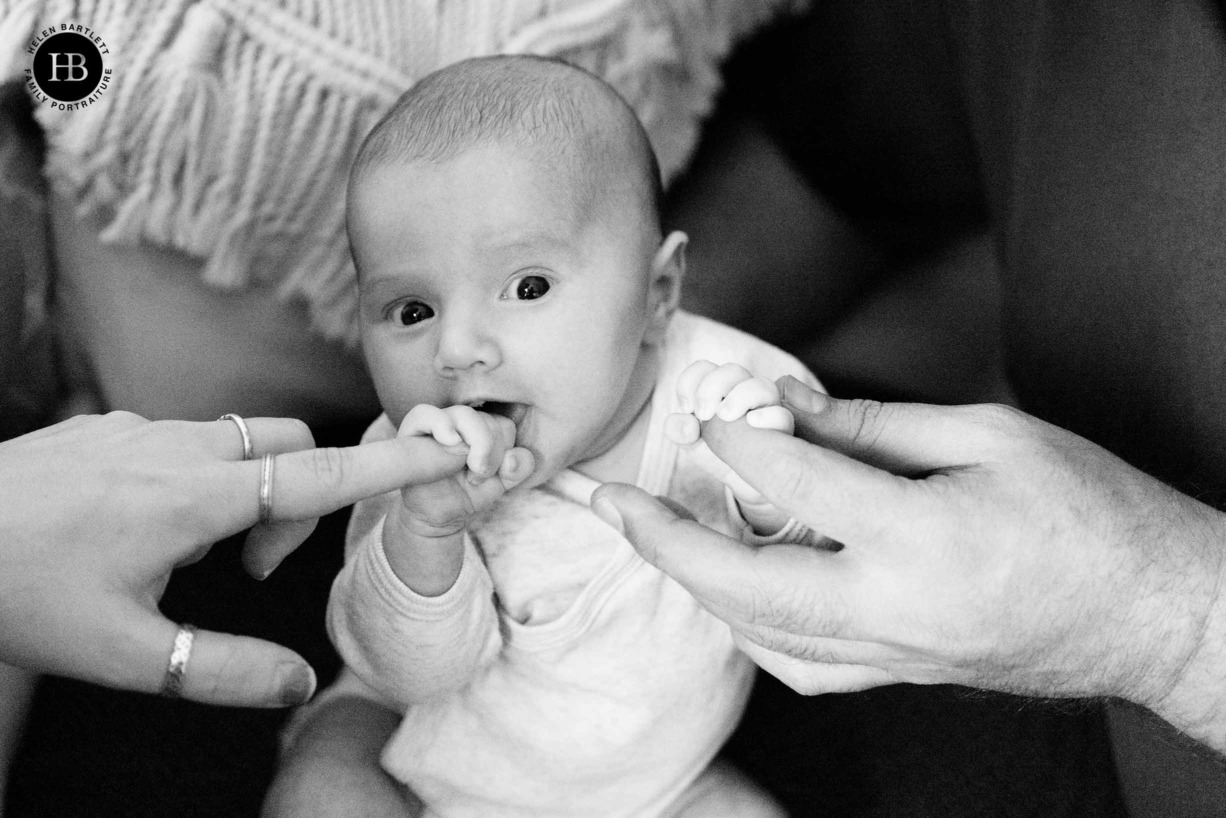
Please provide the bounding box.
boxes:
[348,55,686,486]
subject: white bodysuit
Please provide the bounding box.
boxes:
[326,312,821,817]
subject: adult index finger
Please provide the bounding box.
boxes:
[778,376,998,474]
[108,601,316,708]
[245,435,471,525]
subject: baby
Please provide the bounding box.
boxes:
[316,55,823,816]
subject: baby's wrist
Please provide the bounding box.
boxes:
[397,513,468,540]
[382,508,467,597]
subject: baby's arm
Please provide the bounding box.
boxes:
[666,361,796,535]
[328,407,533,706]
[383,404,528,595]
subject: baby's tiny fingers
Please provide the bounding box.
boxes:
[694,363,754,421]
[664,412,701,445]
[716,378,782,422]
[497,446,536,490]
[443,406,497,480]
[745,405,795,435]
[398,404,463,447]
[675,360,719,415]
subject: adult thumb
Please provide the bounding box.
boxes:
[175,628,316,707]
[591,483,758,614]
[125,605,316,708]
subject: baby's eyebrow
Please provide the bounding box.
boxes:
[359,271,431,299]
[478,231,578,260]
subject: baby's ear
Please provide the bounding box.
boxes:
[646,231,687,345]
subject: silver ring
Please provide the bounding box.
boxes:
[258,453,276,525]
[218,413,254,460]
[160,623,196,698]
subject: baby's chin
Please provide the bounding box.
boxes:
[508,438,600,492]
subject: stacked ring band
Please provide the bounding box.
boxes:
[218,413,254,461]
[258,453,276,525]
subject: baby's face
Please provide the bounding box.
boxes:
[352,143,665,487]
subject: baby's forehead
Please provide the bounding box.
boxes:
[360,137,644,231]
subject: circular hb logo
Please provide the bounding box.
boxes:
[30,32,104,102]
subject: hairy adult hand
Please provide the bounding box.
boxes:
[592,377,1226,753]
[0,412,472,708]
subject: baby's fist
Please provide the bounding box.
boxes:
[665,361,795,509]
[394,404,533,535]
[666,361,794,442]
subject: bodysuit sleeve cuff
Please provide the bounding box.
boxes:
[358,516,493,621]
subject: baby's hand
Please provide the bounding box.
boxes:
[393,404,533,538]
[666,361,794,532]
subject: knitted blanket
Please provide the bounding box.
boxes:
[0,0,805,346]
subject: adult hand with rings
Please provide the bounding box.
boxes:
[0,410,511,709]
[591,377,1226,756]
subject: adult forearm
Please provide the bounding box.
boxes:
[1147,535,1226,755]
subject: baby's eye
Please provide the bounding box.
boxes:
[391,300,435,326]
[504,274,551,301]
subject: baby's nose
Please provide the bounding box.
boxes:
[433,311,501,374]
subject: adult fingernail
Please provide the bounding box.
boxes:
[591,497,624,535]
[279,663,316,707]
[782,377,828,413]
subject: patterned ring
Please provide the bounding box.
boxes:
[218,413,255,461]
[160,623,197,698]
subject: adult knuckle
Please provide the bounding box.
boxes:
[284,418,314,448]
[967,402,1021,429]
[309,446,350,489]
[843,398,890,453]
[961,403,1035,452]
[772,449,819,508]
[209,639,268,703]
[103,409,146,426]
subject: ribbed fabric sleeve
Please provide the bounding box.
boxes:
[328,513,502,711]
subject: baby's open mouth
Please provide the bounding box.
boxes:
[468,400,528,428]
